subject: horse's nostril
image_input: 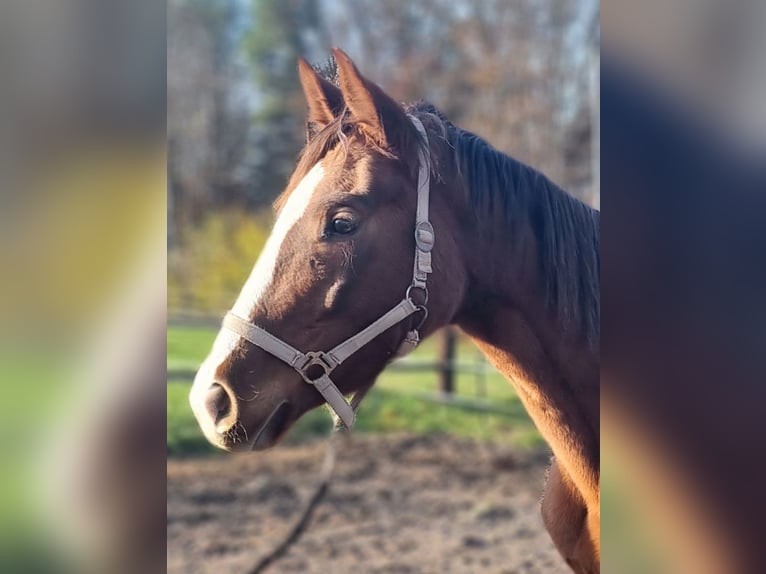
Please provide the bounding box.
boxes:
[205,383,231,425]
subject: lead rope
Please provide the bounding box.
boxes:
[247,422,342,574]
[247,380,366,572]
[248,391,364,573]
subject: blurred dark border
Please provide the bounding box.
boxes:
[601,41,766,574]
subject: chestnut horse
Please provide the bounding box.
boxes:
[190,49,599,573]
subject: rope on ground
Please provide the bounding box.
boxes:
[247,429,346,574]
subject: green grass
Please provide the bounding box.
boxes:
[168,325,222,367]
[0,353,76,565]
[167,325,543,456]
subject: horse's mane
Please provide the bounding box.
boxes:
[408,102,600,346]
[295,68,599,345]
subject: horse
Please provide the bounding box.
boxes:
[190,48,600,573]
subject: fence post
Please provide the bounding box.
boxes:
[438,327,457,395]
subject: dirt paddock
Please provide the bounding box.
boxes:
[168,434,568,573]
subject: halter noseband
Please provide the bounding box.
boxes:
[222,116,433,430]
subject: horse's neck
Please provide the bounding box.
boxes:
[455,198,600,505]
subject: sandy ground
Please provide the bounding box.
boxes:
[167,434,569,574]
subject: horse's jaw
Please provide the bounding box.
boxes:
[251,400,292,451]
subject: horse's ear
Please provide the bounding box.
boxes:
[297,57,344,136]
[332,48,409,151]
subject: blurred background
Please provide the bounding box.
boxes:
[166,1,598,572]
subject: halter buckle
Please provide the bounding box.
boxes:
[297,351,338,384]
[414,221,435,252]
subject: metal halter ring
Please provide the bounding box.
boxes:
[297,351,337,383]
[405,284,429,307]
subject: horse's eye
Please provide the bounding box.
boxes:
[332,218,356,235]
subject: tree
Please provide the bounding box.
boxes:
[168,0,251,244]
[329,0,591,196]
[242,0,328,207]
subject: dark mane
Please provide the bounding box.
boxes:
[409,102,600,345]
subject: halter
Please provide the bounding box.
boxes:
[222,116,432,430]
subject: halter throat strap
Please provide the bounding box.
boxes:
[222,115,432,430]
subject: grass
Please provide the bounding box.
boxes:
[0,353,80,566]
[167,325,543,456]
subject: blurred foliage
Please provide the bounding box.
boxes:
[169,208,272,313]
[1,145,165,336]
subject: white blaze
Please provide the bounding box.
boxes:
[190,162,325,432]
[232,161,325,316]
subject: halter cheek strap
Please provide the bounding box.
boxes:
[222,115,432,430]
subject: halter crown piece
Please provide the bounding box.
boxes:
[222,116,433,430]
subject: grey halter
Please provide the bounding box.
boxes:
[222,116,433,429]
